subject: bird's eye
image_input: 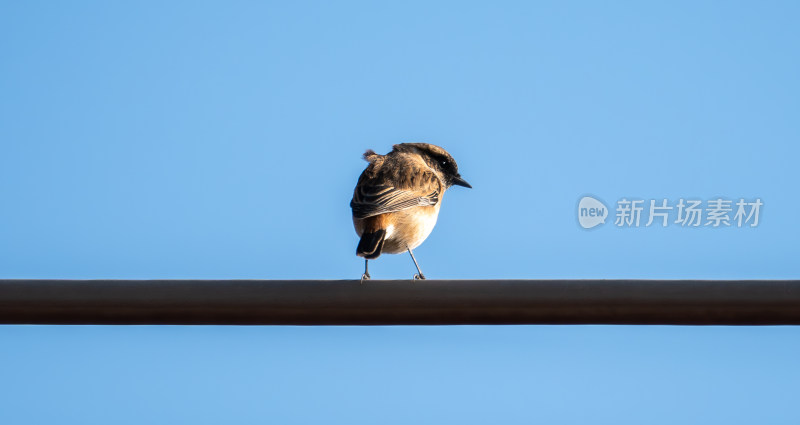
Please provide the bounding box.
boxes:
[440,160,448,166]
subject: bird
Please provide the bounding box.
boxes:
[350,143,471,280]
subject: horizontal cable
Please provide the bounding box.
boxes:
[1,279,799,325]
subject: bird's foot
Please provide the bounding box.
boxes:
[360,272,371,284]
[413,273,426,280]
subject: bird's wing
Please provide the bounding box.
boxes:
[350,166,441,219]
[351,184,439,219]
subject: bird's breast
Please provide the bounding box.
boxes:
[381,203,441,254]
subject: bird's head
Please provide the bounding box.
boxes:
[392,143,472,189]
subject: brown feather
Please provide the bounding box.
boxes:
[351,142,467,259]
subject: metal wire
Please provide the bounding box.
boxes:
[1,279,799,325]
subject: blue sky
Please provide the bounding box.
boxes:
[1,1,799,424]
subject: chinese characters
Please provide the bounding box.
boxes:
[614,198,762,228]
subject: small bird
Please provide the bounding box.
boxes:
[350,143,471,280]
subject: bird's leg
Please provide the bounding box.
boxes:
[361,259,371,283]
[407,248,426,280]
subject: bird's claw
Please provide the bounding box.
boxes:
[413,273,426,280]
[360,273,371,284]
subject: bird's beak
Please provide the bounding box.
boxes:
[451,175,472,188]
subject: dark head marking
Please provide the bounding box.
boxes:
[391,143,471,189]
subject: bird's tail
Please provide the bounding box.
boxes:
[357,229,386,259]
